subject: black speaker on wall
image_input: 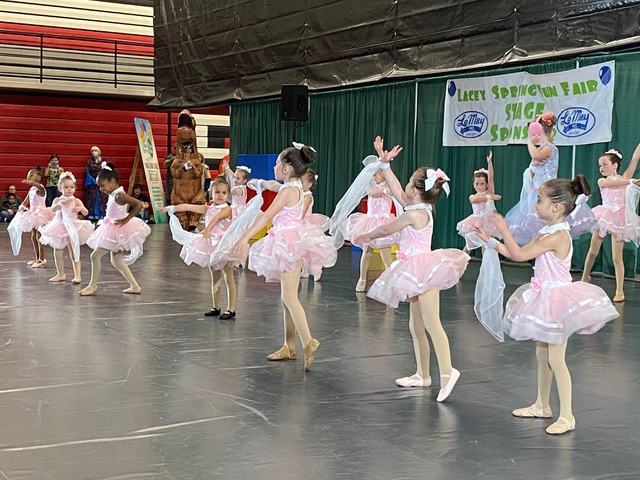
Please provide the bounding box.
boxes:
[280,85,309,121]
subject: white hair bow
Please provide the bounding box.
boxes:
[292,142,317,153]
[569,193,589,218]
[474,168,489,175]
[100,161,112,171]
[236,166,251,174]
[60,171,76,183]
[605,149,623,160]
[424,168,450,197]
[314,174,319,181]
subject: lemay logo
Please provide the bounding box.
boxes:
[557,107,596,138]
[454,111,488,138]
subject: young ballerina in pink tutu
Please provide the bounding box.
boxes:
[476,176,619,434]
[162,176,237,320]
[223,162,250,218]
[8,168,54,267]
[346,167,398,292]
[300,169,330,280]
[301,169,329,231]
[581,144,640,302]
[456,151,502,251]
[354,136,470,402]
[233,143,337,371]
[79,163,151,296]
[39,172,94,283]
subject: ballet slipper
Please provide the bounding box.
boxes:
[71,277,81,285]
[303,338,320,371]
[123,287,142,294]
[436,368,460,402]
[545,416,576,435]
[267,345,297,361]
[511,404,552,418]
[613,292,625,302]
[355,279,366,292]
[26,260,35,266]
[78,286,97,296]
[48,274,66,282]
[31,260,45,268]
[395,374,432,388]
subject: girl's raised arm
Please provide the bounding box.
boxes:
[22,179,45,197]
[487,151,496,195]
[527,136,552,163]
[373,136,406,205]
[621,143,640,180]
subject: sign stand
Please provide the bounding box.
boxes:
[127,147,145,195]
[133,118,168,223]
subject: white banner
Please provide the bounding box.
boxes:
[134,118,168,223]
[443,61,615,146]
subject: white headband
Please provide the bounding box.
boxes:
[424,168,450,197]
[100,161,112,171]
[605,149,622,160]
[60,171,76,183]
[236,166,251,174]
[292,142,317,153]
[474,168,489,175]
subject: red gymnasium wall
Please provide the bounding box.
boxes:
[0,92,229,201]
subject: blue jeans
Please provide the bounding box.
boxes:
[136,209,150,222]
[0,211,15,222]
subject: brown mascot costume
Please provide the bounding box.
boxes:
[166,110,205,230]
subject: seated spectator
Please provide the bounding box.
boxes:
[1,185,22,206]
[0,192,21,223]
[131,183,151,223]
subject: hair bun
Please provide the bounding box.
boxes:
[572,174,591,196]
[300,146,317,164]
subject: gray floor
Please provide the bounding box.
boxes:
[0,224,639,480]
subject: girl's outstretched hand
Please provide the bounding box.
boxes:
[231,241,249,258]
[373,135,403,163]
[487,151,493,163]
[489,213,509,233]
[472,227,490,243]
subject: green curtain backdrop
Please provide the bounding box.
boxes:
[230,50,640,275]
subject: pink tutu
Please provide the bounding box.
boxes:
[249,224,337,282]
[39,217,94,250]
[347,213,398,249]
[505,280,618,344]
[180,234,226,268]
[368,249,470,308]
[21,206,54,231]
[592,205,640,241]
[305,212,330,232]
[87,217,151,263]
[456,214,502,239]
